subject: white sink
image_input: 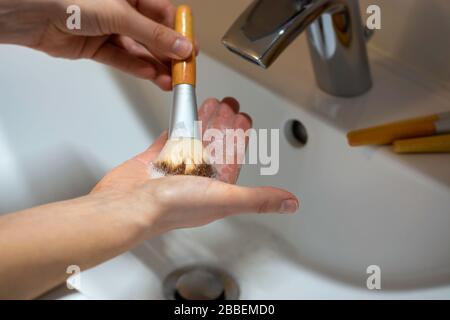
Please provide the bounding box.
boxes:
[1,45,449,299]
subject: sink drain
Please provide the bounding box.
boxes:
[163,265,239,300]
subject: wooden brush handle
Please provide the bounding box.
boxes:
[347,114,438,146]
[172,5,196,87]
[393,134,450,153]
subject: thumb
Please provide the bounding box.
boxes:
[134,130,168,165]
[208,182,300,215]
[117,9,193,60]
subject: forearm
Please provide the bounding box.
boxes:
[0,0,61,46]
[0,192,150,299]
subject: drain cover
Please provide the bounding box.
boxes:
[163,265,239,300]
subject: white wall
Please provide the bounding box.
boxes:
[361,0,450,91]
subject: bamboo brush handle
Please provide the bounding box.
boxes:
[347,114,439,146]
[393,134,450,153]
[172,5,196,87]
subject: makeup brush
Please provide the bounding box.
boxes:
[393,134,450,154]
[347,111,450,146]
[153,5,215,178]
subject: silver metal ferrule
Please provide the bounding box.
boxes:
[169,84,200,140]
[436,112,450,134]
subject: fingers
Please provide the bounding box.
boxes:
[198,98,220,120]
[196,97,252,183]
[91,42,158,80]
[221,97,240,113]
[206,180,299,215]
[208,98,240,131]
[148,130,170,152]
[118,9,193,60]
[198,98,220,133]
[198,97,249,129]
[230,113,253,183]
[131,0,176,28]
[131,0,200,59]
[79,1,196,81]
[147,176,298,232]
[111,36,172,90]
[234,112,252,131]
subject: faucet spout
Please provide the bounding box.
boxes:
[222,0,372,97]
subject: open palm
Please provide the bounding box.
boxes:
[92,97,250,191]
[91,98,298,233]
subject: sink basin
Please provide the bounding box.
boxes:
[1,44,449,299]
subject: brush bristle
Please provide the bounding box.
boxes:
[152,138,216,178]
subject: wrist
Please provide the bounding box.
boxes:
[86,189,161,246]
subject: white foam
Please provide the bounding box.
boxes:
[149,163,167,179]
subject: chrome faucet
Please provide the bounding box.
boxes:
[222,0,372,97]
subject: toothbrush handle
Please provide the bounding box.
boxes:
[172,5,196,87]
